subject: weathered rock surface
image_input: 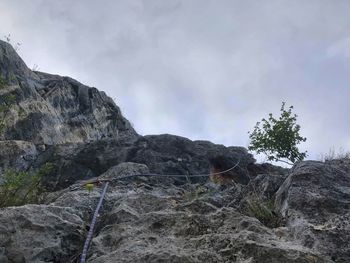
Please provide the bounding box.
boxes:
[0,140,38,175]
[0,205,85,262]
[34,134,255,190]
[0,162,332,263]
[0,40,38,82]
[0,40,137,145]
[244,173,287,201]
[275,160,350,262]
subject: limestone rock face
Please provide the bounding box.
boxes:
[0,40,38,82]
[275,160,350,262]
[34,134,255,190]
[0,140,38,175]
[1,158,349,262]
[244,173,287,201]
[0,40,138,145]
[0,205,85,262]
[0,163,331,263]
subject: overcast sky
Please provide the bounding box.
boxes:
[1,0,350,161]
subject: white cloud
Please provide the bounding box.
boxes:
[1,0,350,162]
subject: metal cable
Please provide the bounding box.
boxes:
[115,157,242,180]
[79,157,242,261]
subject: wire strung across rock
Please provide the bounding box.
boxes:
[79,158,241,262]
[116,157,241,180]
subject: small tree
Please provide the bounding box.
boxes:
[248,102,307,165]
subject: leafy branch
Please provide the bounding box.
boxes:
[248,102,307,165]
[0,163,54,207]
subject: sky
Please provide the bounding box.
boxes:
[0,0,350,162]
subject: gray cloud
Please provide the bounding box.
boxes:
[1,0,350,161]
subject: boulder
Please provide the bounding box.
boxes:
[275,161,350,262]
[0,205,85,262]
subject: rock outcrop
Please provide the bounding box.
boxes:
[33,134,255,190]
[0,140,38,175]
[0,41,349,263]
[275,160,350,262]
[0,162,334,263]
[0,40,137,145]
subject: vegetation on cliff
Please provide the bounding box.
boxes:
[248,102,307,165]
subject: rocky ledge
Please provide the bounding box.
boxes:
[0,40,349,262]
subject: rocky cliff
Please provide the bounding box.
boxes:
[0,41,349,263]
[0,40,137,145]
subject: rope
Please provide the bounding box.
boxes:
[80,182,109,263]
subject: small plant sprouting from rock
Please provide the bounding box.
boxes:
[319,147,350,162]
[85,183,95,209]
[244,197,283,228]
[0,163,54,207]
[85,183,94,193]
[248,101,307,165]
[32,64,40,71]
[0,76,6,89]
[3,34,21,51]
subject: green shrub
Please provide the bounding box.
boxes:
[0,163,54,207]
[244,197,283,228]
[248,102,307,165]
